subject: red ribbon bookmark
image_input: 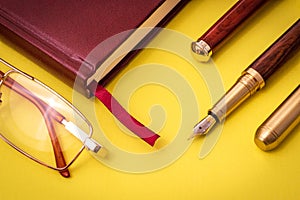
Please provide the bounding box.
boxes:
[94,85,160,146]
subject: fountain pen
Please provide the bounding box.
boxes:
[190,19,300,138]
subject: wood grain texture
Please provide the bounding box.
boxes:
[247,19,300,80]
[198,0,266,52]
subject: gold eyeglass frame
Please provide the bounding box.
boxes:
[0,58,103,176]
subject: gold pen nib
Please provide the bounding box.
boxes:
[189,115,217,139]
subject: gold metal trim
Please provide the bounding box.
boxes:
[255,85,300,151]
[191,40,212,62]
[210,69,265,122]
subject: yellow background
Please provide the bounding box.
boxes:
[0,0,300,199]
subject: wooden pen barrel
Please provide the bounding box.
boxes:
[198,0,267,52]
[247,19,300,80]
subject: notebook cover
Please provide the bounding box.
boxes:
[0,0,189,97]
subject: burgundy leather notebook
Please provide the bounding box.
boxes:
[0,0,189,146]
[0,0,188,97]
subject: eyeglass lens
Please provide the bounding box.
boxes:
[0,71,89,170]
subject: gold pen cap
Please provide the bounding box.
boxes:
[255,85,300,151]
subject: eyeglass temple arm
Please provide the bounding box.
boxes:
[4,74,103,152]
[44,114,70,177]
[2,74,70,177]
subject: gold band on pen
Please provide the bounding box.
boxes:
[191,40,212,62]
[209,68,265,122]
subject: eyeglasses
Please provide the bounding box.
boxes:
[0,58,106,178]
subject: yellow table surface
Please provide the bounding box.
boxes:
[1,0,300,199]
